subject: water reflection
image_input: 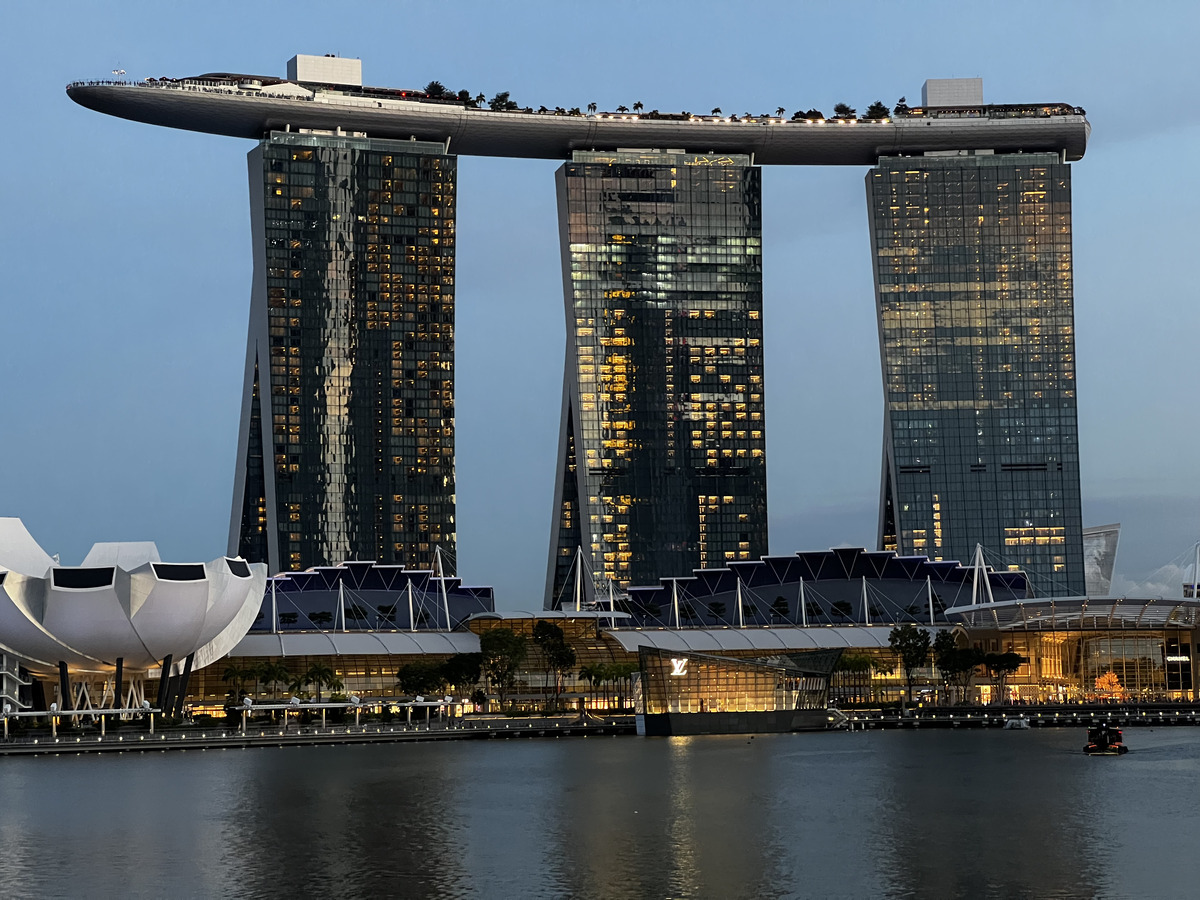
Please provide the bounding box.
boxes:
[0,730,1198,898]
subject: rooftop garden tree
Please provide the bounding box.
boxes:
[771,596,791,622]
[488,91,518,111]
[864,100,891,119]
[632,101,643,112]
[832,102,856,119]
[424,80,446,98]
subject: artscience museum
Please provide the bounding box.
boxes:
[0,518,266,714]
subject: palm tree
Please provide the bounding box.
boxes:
[260,661,290,701]
[711,107,722,115]
[474,92,486,106]
[587,102,597,114]
[775,106,786,117]
[616,105,629,114]
[304,663,336,702]
[632,101,643,113]
[221,663,250,701]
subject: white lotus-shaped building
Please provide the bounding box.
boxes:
[0,518,267,675]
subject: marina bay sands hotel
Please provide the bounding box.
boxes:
[68,55,1091,601]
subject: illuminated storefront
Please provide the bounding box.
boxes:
[636,645,839,735]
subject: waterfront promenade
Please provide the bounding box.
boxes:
[6,702,1200,755]
[0,714,635,756]
[841,702,1200,730]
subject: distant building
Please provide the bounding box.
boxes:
[546,151,768,606]
[868,131,1085,595]
[230,131,457,573]
[1083,523,1120,595]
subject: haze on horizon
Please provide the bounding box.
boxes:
[3,1,1199,607]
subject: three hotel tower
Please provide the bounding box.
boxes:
[232,106,1085,599]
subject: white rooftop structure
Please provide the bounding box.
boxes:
[286,53,362,87]
[922,77,984,107]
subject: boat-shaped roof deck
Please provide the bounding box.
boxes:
[67,74,1090,165]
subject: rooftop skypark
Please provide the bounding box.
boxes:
[67,56,1089,165]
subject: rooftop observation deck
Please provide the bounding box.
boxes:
[67,75,1090,165]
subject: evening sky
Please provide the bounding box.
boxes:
[2,1,1198,605]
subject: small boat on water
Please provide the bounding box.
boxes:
[1003,716,1030,730]
[1084,723,1129,755]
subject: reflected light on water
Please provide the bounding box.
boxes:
[0,729,1198,898]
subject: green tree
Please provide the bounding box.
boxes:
[456,88,472,103]
[632,101,644,113]
[441,653,483,691]
[775,106,786,117]
[864,100,891,120]
[480,628,527,710]
[587,102,597,114]
[833,102,856,119]
[932,632,985,704]
[708,601,727,624]
[396,662,447,698]
[711,107,722,116]
[616,105,629,113]
[424,80,446,98]
[309,610,334,628]
[488,91,513,111]
[801,108,825,120]
[983,652,1026,705]
[532,621,576,711]
[889,624,932,704]
[832,600,853,619]
[279,612,298,626]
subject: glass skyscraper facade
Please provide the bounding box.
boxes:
[546,151,767,606]
[867,152,1084,595]
[231,132,456,574]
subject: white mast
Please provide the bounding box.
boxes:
[862,576,870,626]
[970,543,995,606]
[338,579,346,632]
[407,577,415,633]
[574,547,584,612]
[1193,541,1200,600]
[435,546,451,630]
[799,577,807,628]
[736,577,744,629]
[271,578,278,634]
[672,580,680,628]
[927,575,935,625]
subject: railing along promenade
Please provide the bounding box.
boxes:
[840,703,1200,730]
[0,706,636,757]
